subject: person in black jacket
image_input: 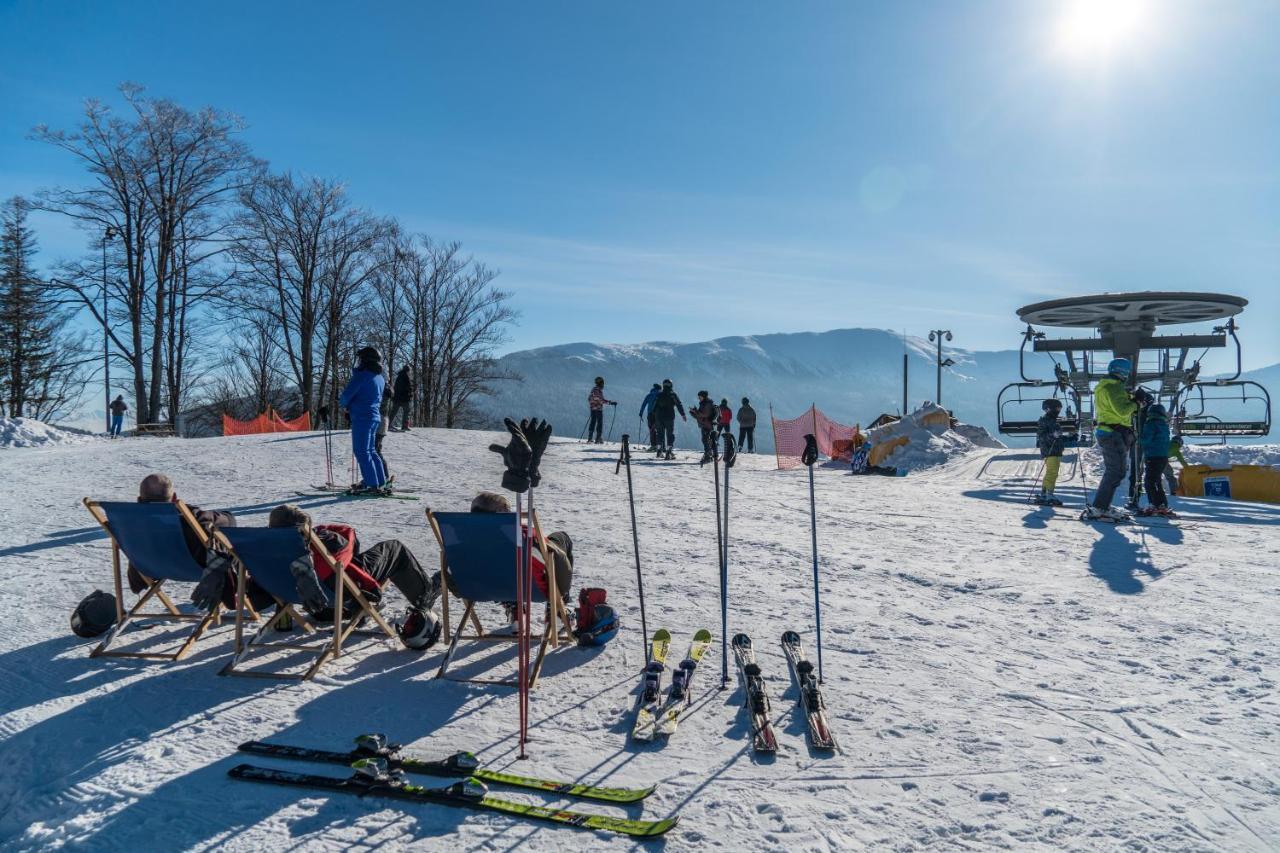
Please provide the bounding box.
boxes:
[651,379,686,460]
[389,366,413,431]
[1035,399,1066,506]
[737,397,757,452]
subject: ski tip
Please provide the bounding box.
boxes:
[781,630,801,644]
[642,816,680,837]
[731,633,751,647]
[653,628,672,640]
[227,763,256,778]
[693,628,712,642]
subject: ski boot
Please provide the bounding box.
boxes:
[355,733,395,756]
[1044,494,1064,507]
[1081,505,1130,523]
[1155,506,1179,519]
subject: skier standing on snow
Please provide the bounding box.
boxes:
[1085,358,1144,521]
[339,347,389,494]
[389,365,413,432]
[1035,398,1066,506]
[316,404,331,431]
[109,395,127,438]
[692,391,718,463]
[737,397,756,452]
[586,377,616,444]
[639,383,661,450]
[717,399,733,436]
[1139,404,1175,516]
[1164,434,1186,496]
[652,379,686,459]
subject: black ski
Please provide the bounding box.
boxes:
[238,736,654,803]
[731,633,778,754]
[229,762,677,838]
[780,631,837,751]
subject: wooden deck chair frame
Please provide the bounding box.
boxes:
[82,497,254,661]
[426,507,573,688]
[212,525,398,681]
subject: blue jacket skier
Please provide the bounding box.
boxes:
[1139,403,1174,515]
[339,347,388,492]
[639,383,661,448]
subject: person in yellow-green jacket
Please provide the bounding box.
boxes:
[1164,434,1187,495]
[1084,357,1144,522]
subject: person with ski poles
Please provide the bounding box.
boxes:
[1035,398,1067,506]
[639,383,661,450]
[1083,358,1145,522]
[109,395,127,438]
[737,397,756,452]
[692,391,718,463]
[339,347,389,494]
[389,365,413,431]
[717,399,733,436]
[652,379,686,459]
[587,377,616,444]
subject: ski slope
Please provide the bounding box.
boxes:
[0,430,1277,851]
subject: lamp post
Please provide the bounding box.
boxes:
[927,329,955,407]
[102,226,115,432]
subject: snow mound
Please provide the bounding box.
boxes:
[1182,443,1280,469]
[866,402,995,471]
[0,418,97,449]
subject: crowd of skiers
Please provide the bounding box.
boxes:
[599,377,757,462]
[1036,356,1186,523]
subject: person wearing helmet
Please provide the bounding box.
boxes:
[339,347,388,493]
[737,397,757,452]
[639,383,662,450]
[586,377,616,444]
[652,379,686,459]
[1084,357,1142,522]
[1138,403,1176,517]
[717,399,733,436]
[1165,434,1187,496]
[1035,398,1066,506]
[692,391,718,463]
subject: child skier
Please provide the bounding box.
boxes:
[1035,398,1066,506]
[1139,403,1176,517]
[586,377,616,444]
[1164,433,1186,496]
[339,347,388,494]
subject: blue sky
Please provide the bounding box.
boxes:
[2,0,1277,369]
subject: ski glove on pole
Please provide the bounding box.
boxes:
[802,433,819,467]
[722,433,737,468]
[489,417,533,493]
[520,417,553,488]
[289,555,330,613]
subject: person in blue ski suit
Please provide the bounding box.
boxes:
[638,383,661,449]
[339,347,388,491]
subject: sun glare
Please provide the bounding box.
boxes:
[1054,0,1149,61]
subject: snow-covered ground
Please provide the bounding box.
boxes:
[0,428,1277,851]
[0,417,101,449]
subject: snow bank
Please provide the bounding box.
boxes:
[1182,443,1280,469]
[865,403,1002,471]
[0,417,98,449]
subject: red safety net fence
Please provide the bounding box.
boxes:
[771,405,863,470]
[222,408,311,436]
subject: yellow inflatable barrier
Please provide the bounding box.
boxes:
[1179,464,1280,504]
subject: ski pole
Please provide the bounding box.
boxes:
[607,404,618,443]
[616,435,649,664]
[802,434,823,683]
[711,438,725,687]
[720,432,737,688]
[521,486,535,758]
[577,415,591,443]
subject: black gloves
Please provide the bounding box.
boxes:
[801,434,819,467]
[521,417,553,488]
[722,433,737,468]
[489,417,533,493]
[289,555,330,613]
[191,552,231,612]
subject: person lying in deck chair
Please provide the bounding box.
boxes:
[466,491,575,626]
[265,504,443,649]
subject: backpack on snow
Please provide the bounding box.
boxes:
[574,587,618,646]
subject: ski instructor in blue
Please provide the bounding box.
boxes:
[340,346,389,494]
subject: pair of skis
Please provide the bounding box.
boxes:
[231,734,675,838]
[732,632,837,754]
[631,629,713,741]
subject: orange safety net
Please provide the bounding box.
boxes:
[222,408,311,436]
[771,405,862,470]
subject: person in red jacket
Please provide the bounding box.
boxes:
[265,504,442,649]
[717,398,733,436]
[586,376,616,443]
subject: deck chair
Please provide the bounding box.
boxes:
[82,498,232,661]
[426,508,573,687]
[213,525,398,680]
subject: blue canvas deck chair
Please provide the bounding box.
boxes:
[82,497,240,661]
[213,525,398,681]
[426,508,572,687]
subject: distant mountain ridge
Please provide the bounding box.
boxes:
[475,327,1278,453]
